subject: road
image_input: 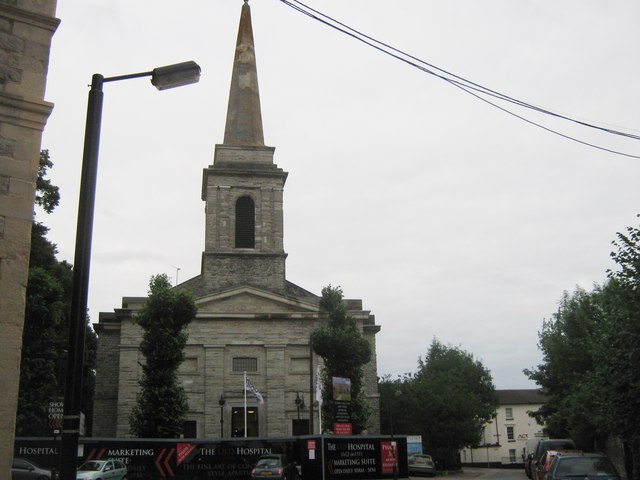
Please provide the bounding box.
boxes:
[410,468,528,480]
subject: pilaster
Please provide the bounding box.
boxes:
[265,345,286,436]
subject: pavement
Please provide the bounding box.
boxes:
[433,468,497,479]
[411,468,524,480]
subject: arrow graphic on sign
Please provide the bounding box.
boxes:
[155,448,176,477]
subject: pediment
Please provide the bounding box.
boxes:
[195,286,319,316]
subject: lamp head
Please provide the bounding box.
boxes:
[151,61,201,91]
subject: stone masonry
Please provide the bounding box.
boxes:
[0,0,58,475]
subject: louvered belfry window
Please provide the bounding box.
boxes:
[235,196,255,248]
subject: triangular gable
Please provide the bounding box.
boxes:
[195,286,319,315]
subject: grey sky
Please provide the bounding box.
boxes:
[40,0,640,389]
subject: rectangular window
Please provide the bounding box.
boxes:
[182,420,197,438]
[233,357,257,373]
[507,426,515,441]
[505,407,513,419]
[292,419,309,435]
[509,449,516,463]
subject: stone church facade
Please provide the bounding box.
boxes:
[92,1,381,439]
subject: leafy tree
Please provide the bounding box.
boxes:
[130,274,197,438]
[16,150,97,436]
[379,339,497,469]
[378,373,414,436]
[17,264,67,435]
[525,216,640,480]
[414,339,497,450]
[524,287,609,450]
[35,149,59,213]
[311,285,372,434]
[601,219,640,478]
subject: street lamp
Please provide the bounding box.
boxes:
[219,394,226,437]
[295,392,305,420]
[60,60,201,480]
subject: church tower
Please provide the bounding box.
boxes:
[93,0,381,439]
[196,0,288,294]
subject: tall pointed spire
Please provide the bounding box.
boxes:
[223,0,265,146]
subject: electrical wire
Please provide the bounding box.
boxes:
[278,0,640,159]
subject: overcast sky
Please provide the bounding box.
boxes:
[40,0,640,389]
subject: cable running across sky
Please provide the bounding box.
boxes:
[278,0,640,159]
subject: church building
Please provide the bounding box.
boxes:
[92,1,381,439]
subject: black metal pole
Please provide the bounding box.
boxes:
[60,73,104,480]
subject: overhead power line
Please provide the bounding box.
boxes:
[278,0,640,159]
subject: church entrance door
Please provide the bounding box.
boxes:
[231,406,259,437]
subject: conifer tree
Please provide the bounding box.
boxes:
[130,274,196,438]
[311,285,372,434]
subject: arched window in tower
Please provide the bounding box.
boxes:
[235,196,255,248]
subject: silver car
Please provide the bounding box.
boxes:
[408,454,436,477]
[76,460,127,480]
[12,458,54,480]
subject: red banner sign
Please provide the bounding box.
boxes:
[333,422,352,435]
[381,441,398,475]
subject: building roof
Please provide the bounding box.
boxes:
[496,389,547,405]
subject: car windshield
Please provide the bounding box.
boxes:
[415,456,432,463]
[256,458,280,468]
[79,461,103,472]
[556,457,616,476]
[14,459,41,469]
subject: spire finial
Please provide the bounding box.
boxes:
[223,0,265,146]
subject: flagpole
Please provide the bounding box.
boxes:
[316,366,323,432]
[244,371,247,438]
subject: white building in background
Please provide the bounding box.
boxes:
[460,389,547,466]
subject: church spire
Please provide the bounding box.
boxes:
[223,0,265,146]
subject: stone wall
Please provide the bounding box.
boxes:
[201,253,287,292]
[95,300,381,439]
[92,315,122,437]
[0,0,57,475]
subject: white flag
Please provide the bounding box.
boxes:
[244,376,264,403]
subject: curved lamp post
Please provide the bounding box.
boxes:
[219,394,226,437]
[60,61,201,480]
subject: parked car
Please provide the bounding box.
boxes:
[533,439,577,480]
[408,454,436,477]
[539,450,581,480]
[76,460,127,480]
[545,453,620,480]
[12,458,55,480]
[251,454,299,480]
